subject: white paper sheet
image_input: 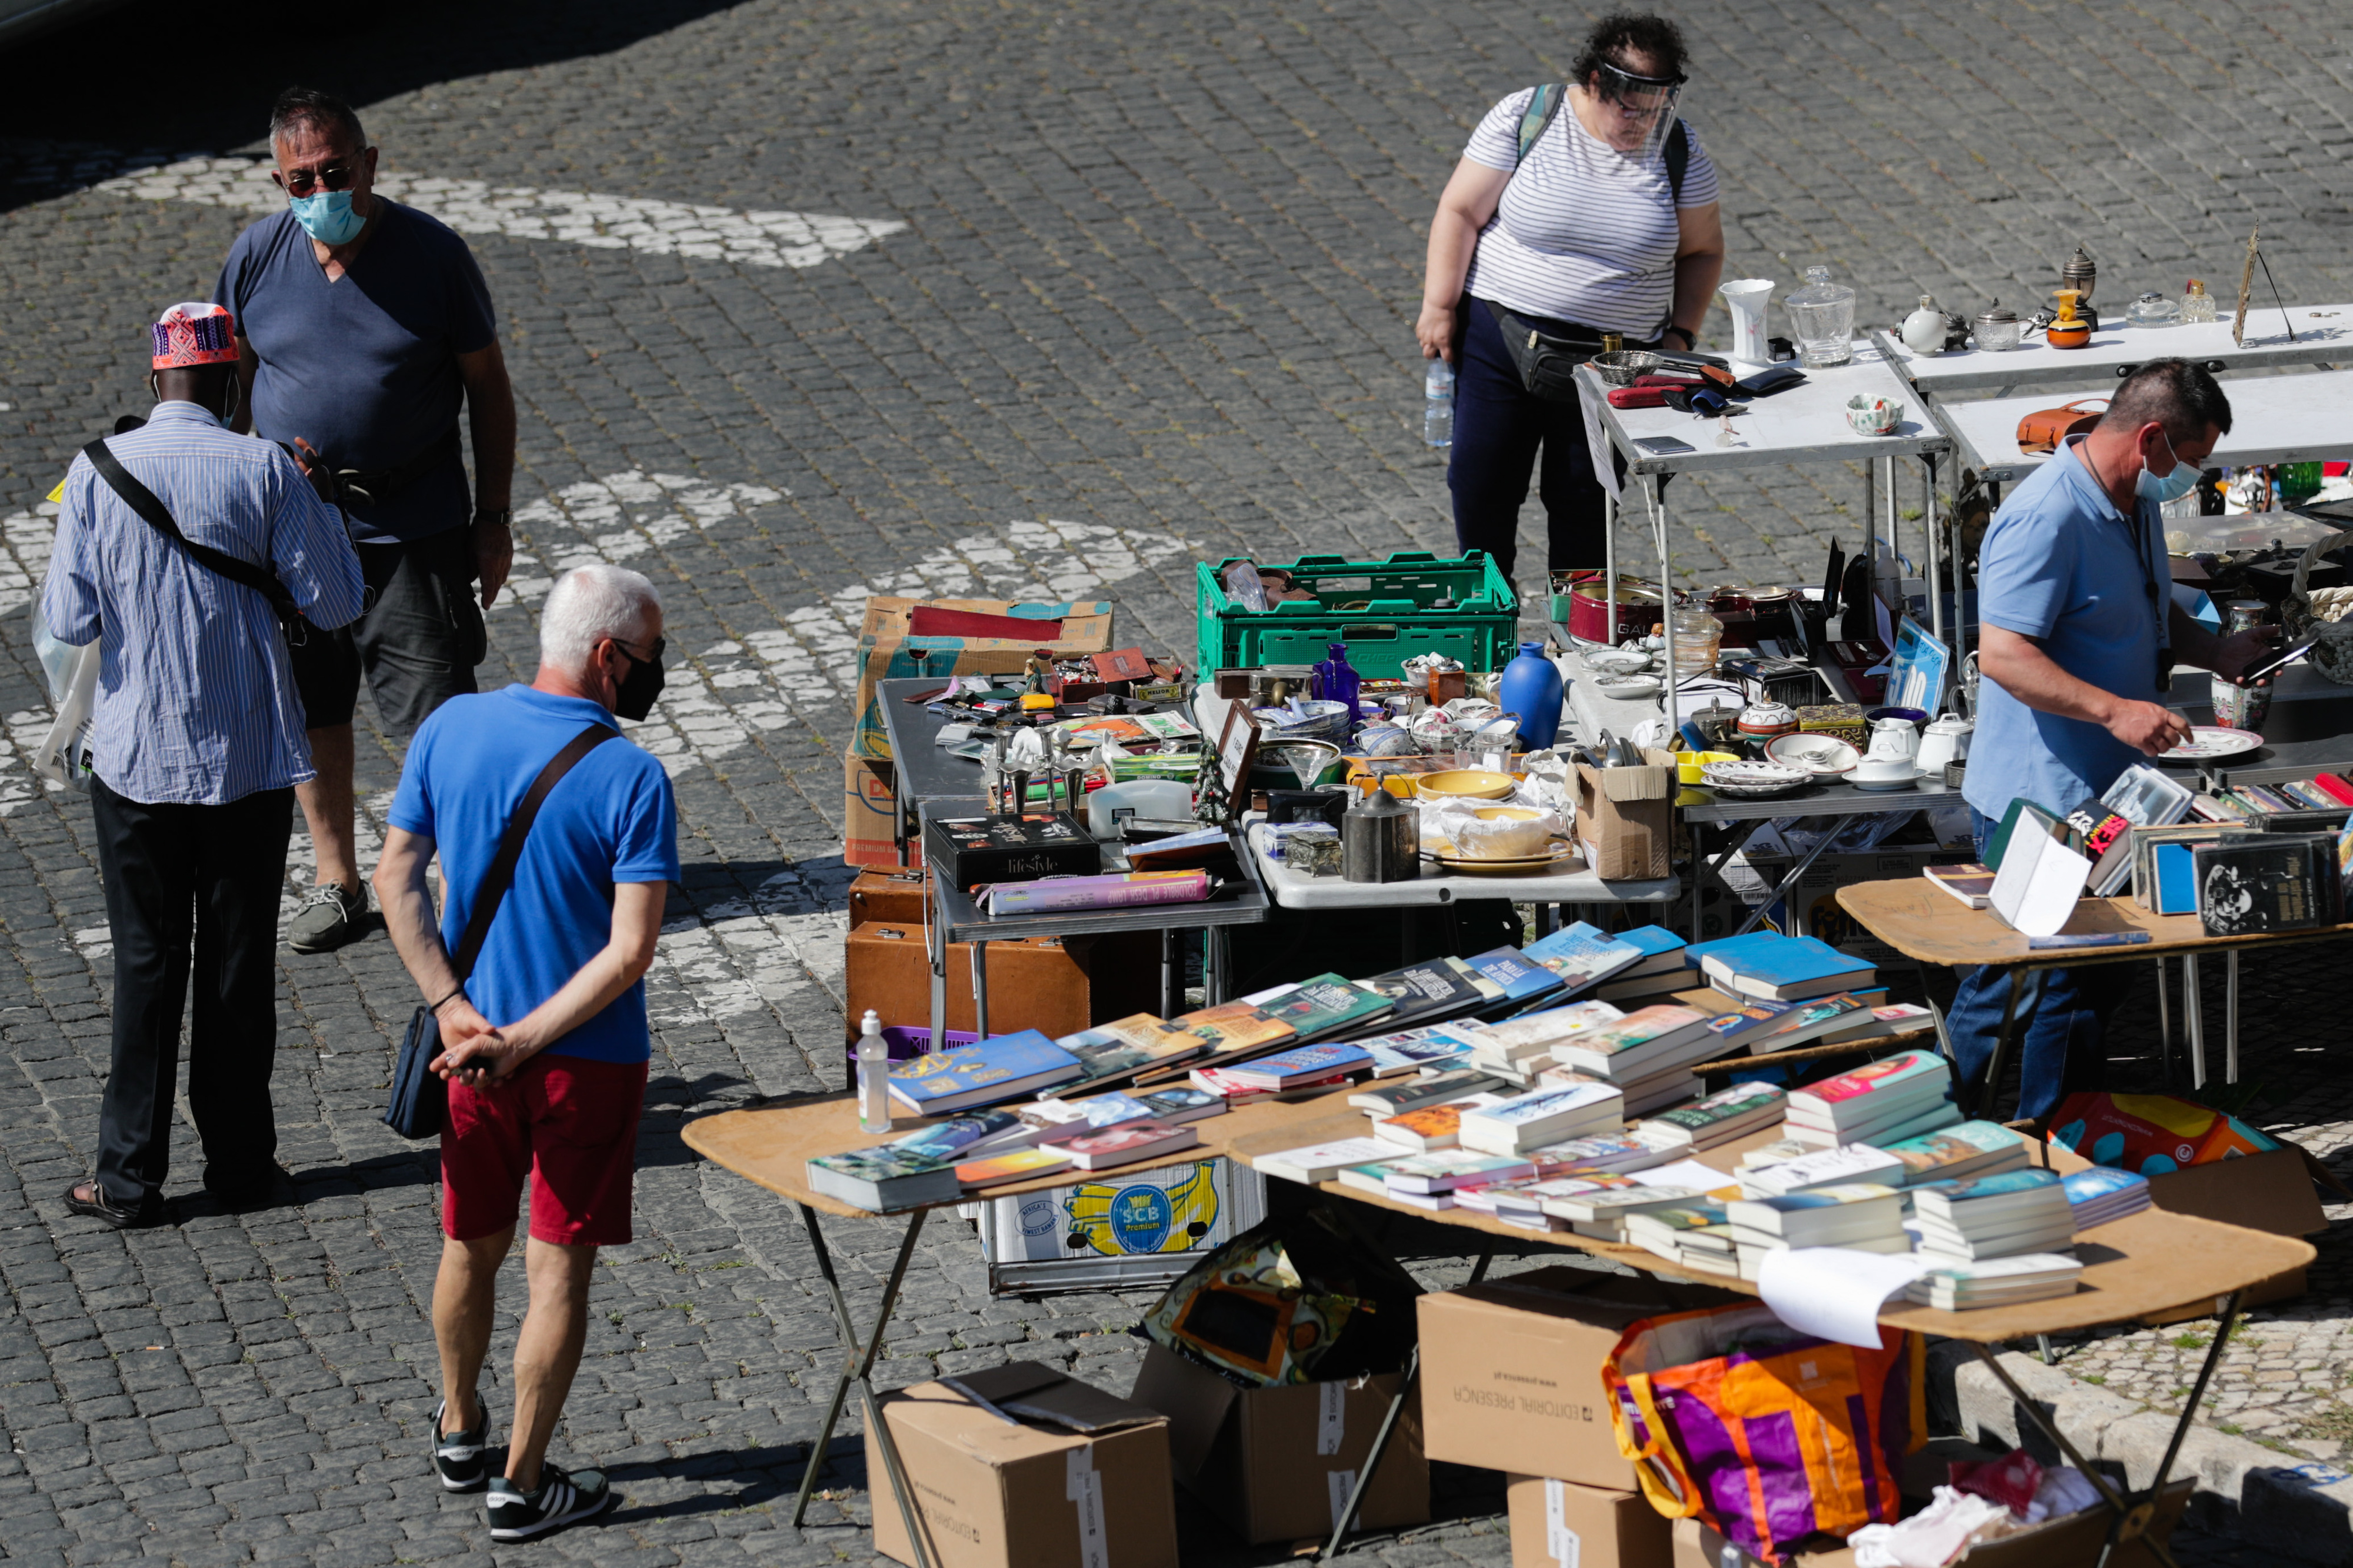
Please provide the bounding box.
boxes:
[1641,1158,1742,1195]
[1756,1247,1930,1348]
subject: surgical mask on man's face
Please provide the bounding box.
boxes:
[289,189,367,246]
[613,641,666,722]
[2135,431,2200,505]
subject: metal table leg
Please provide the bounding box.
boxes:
[1731,819,1844,940]
[1319,1246,1495,1562]
[1968,1293,2241,1568]
[972,938,989,1040]
[2185,956,2206,1090]
[1967,965,2042,1121]
[790,1203,936,1568]
[2225,949,2240,1085]
[2155,958,2173,1087]
[1162,928,1179,1017]
[1206,925,1230,1003]
[928,880,949,1052]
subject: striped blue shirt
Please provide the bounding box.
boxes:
[41,402,365,805]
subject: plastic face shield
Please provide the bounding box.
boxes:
[1591,59,1684,158]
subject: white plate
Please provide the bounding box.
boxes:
[2163,726,2263,761]
[1765,732,1860,778]
[1591,675,1663,698]
[1849,769,1925,792]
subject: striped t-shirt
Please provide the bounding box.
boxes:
[1461,88,1721,336]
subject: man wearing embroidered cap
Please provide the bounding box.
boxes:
[214,85,517,955]
[41,303,364,1227]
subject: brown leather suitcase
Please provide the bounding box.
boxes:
[848,866,931,928]
[843,922,1164,1044]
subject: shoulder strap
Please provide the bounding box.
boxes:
[79,438,304,633]
[1665,118,1690,204]
[449,723,620,980]
[1514,84,1569,168]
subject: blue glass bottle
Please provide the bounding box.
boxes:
[1498,640,1563,750]
[1311,642,1361,723]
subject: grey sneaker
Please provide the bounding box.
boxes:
[431,1396,489,1493]
[486,1462,616,1541]
[287,882,366,953]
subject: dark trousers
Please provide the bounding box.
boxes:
[90,777,295,1210]
[1947,808,2121,1120]
[1448,295,1621,586]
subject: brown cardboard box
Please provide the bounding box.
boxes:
[850,867,934,928]
[2033,1136,2332,1322]
[1418,1268,1742,1489]
[1576,748,1676,880]
[842,924,1162,1045]
[1667,1477,2191,1567]
[845,751,910,869]
[865,1363,1176,1568]
[1128,1344,1429,1544]
[1507,1476,1671,1568]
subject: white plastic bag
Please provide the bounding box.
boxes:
[29,613,98,793]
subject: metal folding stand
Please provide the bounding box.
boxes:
[1318,1237,1495,1561]
[1964,965,2045,1120]
[790,1204,937,1568]
[1968,1287,2242,1568]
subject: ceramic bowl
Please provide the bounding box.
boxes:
[1415,769,1517,802]
[1592,674,1663,699]
[1472,806,1543,822]
[1845,395,1904,436]
[1765,732,1861,778]
[1582,648,1653,676]
[1849,769,1925,792]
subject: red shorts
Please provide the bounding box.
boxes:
[441,1053,647,1247]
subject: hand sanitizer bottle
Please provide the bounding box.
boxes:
[856,1010,892,1133]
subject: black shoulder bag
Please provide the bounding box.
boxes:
[1483,95,1694,403]
[81,438,308,642]
[383,723,618,1139]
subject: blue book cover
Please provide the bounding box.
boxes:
[888,1029,1081,1108]
[1521,922,1642,992]
[1681,930,1788,970]
[2061,1166,2149,1203]
[1358,1024,1481,1074]
[1912,1167,2065,1204]
[1465,946,1562,1002]
[2152,842,2198,915]
[1614,925,1689,960]
[1703,935,1871,987]
[1228,1041,1372,1082]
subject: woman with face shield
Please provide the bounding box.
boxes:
[1417,12,1727,594]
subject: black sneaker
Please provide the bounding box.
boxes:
[287,882,368,954]
[431,1396,490,1493]
[485,1463,616,1541]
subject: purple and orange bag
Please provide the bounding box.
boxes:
[1604,1304,1924,1562]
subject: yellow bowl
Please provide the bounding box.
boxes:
[1677,749,1741,785]
[1415,769,1517,801]
[1472,806,1542,822]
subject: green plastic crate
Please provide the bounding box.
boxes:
[1195,550,1519,679]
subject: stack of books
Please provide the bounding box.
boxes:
[1737,1143,1907,1199]
[1371,1093,1508,1151]
[1904,1253,2087,1310]
[1725,1185,1909,1278]
[1587,925,1697,1004]
[1541,1179,1718,1242]
[2061,1166,2152,1229]
[1357,1149,1537,1211]
[1464,1000,1625,1080]
[1687,931,1877,1002]
[1253,1136,1398,1185]
[1458,1082,1627,1156]
[1545,1003,1724,1115]
[1507,1127,1682,1176]
[1207,1041,1371,1093]
[1638,1082,1785,1150]
[1909,1169,2075,1261]
[1515,922,1645,999]
[1782,1049,1961,1149]
[1626,1201,1738,1276]
[886,1029,1085,1115]
[1877,1121,2031,1186]
[1347,1067,1505,1117]
[1189,1062,1350,1105]
[1355,1023,1482,1077]
[806,1109,1023,1212]
[1456,1172,1639,1232]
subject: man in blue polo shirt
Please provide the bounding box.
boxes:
[1954,359,2271,1117]
[375,563,675,1542]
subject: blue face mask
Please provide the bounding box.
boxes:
[2135,431,2199,505]
[288,188,368,246]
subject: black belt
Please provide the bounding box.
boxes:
[332,426,462,508]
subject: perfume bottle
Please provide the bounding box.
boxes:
[2181,279,2217,324]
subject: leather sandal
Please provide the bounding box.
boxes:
[62,1180,164,1229]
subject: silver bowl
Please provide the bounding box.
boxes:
[1588,349,1664,387]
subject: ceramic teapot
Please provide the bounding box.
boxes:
[1864,716,1920,765]
[1914,713,1973,775]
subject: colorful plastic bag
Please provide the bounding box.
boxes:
[1604,1303,1924,1562]
[2048,1090,2278,1175]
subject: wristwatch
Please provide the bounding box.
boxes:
[1662,325,1697,349]
[472,508,512,529]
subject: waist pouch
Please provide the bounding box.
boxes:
[336,425,463,507]
[1484,299,1658,403]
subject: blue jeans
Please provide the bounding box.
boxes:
[1448,296,1618,582]
[1947,809,2121,1120]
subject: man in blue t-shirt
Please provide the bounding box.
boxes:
[376,563,676,1542]
[1951,359,2271,1120]
[216,85,518,956]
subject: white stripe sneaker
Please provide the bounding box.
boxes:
[430,1396,489,1493]
[485,1462,616,1541]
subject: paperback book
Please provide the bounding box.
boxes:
[806,1110,1023,1212]
[1738,1143,1907,1198]
[1462,947,1564,1009]
[1254,974,1398,1042]
[1354,956,1506,1027]
[2061,1165,2152,1227]
[1054,1013,1215,1082]
[1878,1120,2030,1185]
[1347,1067,1507,1116]
[1698,934,1875,1002]
[1215,1041,1374,1091]
[1357,1023,1483,1076]
[1457,1082,1627,1156]
[1379,1150,1537,1195]
[887,1030,1085,1115]
[1639,1082,1787,1149]
[1519,922,1646,994]
[1371,1094,1507,1151]
[1548,1005,1718,1077]
[1045,1119,1201,1171]
[1254,1136,1399,1185]
[1468,1000,1627,1065]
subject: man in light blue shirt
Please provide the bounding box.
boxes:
[43,303,364,1227]
[1952,359,2271,1118]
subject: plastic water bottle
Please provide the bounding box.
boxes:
[1423,358,1455,447]
[856,1009,892,1134]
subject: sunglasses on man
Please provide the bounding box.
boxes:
[276,158,366,198]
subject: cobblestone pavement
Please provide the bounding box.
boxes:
[0,0,2350,1563]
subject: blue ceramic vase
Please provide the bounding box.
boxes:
[1498,640,1564,750]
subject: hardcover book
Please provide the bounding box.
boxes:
[1518,922,1645,993]
[886,1030,1085,1115]
[1054,1013,1211,1082]
[1698,935,1875,1002]
[2195,833,2340,936]
[1255,973,1397,1041]
[1354,956,1506,1026]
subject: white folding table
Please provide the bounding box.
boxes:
[1881,306,2353,396]
[1927,368,2353,483]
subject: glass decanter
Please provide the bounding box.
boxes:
[1784,265,1856,368]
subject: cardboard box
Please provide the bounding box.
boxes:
[842,923,1161,1045]
[2034,1136,2333,1322]
[1418,1268,1741,1489]
[1507,1476,1671,1568]
[865,1364,1176,1568]
[1129,1344,1429,1544]
[1667,1477,2191,1567]
[846,751,909,869]
[1577,748,1677,880]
